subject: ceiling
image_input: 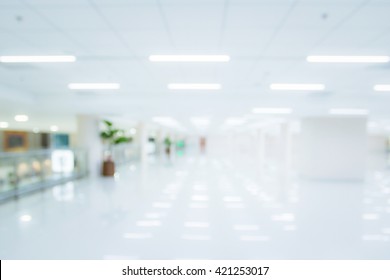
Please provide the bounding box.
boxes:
[1,0,390,132]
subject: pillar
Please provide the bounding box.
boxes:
[76,115,102,177]
[137,122,149,163]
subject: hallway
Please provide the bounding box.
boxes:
[1,152,389,259]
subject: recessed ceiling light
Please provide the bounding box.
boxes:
[15,115,29,122]
[50,125,59,132]
[19,215,32,222]
[0,55,76,63]
[149,55,230,62]
[68,83,120,90]
[329,108,369,115]
[252,108,292,114]
[307,55,390,63]
[374,85,390,91]
[270,83,325,91]
[168,83,221,90]
[0,122,9,128]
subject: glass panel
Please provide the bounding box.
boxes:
[0,149,87,202]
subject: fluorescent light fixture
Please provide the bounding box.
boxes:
[252,108,292,114]
[50,125,59,132]
[271,213,295,222]
[307,55,390,63]
[0,122,9,128]
[0,55,76,63]
[191,195,209,201]
[19,215,32,222]
[329,108,369,115]
[149,55,230,62]
[374,84,390,91]
[129,128,137,135]
[14,115,28,122]
[240,235,270,241]
[270,83,325,91]
[190,117,210,126]
[168,83,221,90]
[68,83,120,90]
[136,220,162,227]
[362,213,379,220]
[224,118,246,126]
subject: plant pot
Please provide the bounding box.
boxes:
[102,160,115,176]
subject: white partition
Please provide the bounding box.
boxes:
[298,117,368,180]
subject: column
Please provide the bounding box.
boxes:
[137,122,149,163]
[256,128,266,174]
[279,122,292,177]
[76,115,102,177]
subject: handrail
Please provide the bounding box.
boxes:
[0,148,85,158]
[0,148,88,203]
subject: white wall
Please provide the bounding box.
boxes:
[298,117,367,180]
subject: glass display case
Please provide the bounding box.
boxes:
[0,149,87,202]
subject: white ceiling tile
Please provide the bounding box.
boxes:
[35,7,110,30]
[168,28,220,50]
[0,8,53,30]
[1,0,390,120]
[279,3,357,29]
[98,6,164,30]
[0,32,29,52]
[342,6,390,28]
[120,29,173,55]
[13,31,80,54]
[266,28,329,56]
[222,28,277,56]
[226,4,292,29]
[20,0,91,8]
[163,5,223,30]
[69,31,129,55]
[315,28,389,54]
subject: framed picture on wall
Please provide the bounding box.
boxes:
[3,131,29,152]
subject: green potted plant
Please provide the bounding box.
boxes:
[164,137,172,156]
[100,120,132,176]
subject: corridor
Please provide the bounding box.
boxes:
[1,151,389,259]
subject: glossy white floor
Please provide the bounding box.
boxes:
[1,150,390,260]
